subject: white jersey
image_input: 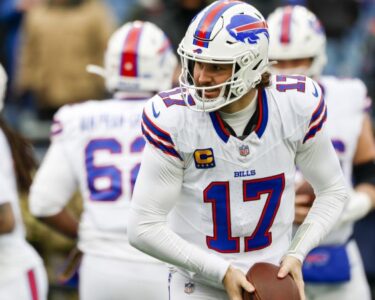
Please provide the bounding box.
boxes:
[0,129,44,283]
[319,76,370,244]
[138,75,344,280]
[30,95,161,263]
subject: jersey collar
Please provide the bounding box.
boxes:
[209,88,269,143]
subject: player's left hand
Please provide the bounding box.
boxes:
[278,255,305,300]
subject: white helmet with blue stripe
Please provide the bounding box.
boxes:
[88,21,177,93]
[0,64,7,112]
[178,0,270,112]
[267,5,327,77]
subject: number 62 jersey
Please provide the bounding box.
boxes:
[30,96,162,264]
[138,75,345,281]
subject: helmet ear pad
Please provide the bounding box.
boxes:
[103,21,177,93]
[177,1,270,112]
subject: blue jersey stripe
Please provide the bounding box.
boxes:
[209,112,230,143]
[142,125,183,160]
[255,88,269,138]
[303,107,327,143]
[309,95,325,126]
[142,111,174,145]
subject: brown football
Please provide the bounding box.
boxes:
[243,262,300,300]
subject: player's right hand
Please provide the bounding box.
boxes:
[223,265,254,300]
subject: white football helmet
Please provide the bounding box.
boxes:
[267,5,327,77]
[88,21,177,93]
[0,64,7,112]
[178,0,270,112]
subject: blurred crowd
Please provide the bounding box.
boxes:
[1,0,374,130]
[0,0,374,299]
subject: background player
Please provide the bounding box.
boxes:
[128,1,348,299]
[268,5,375,300]
[0,63,48,300]
[29,21,177,300]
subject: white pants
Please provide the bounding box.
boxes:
[168,270,228,300]
[80,254,169,300]
[0,264,48,300]
[305,240,371,300]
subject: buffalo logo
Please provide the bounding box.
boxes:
[304,252,329,267]
[226,14,269,44]
[193,48,203,54]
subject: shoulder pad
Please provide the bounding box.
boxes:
[142,88,189,161]
[270,75,326,143]
[51,105,71,140]
[51,104,82,141]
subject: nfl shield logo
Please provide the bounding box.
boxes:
[184,282,195,294]
[239,144,250,157]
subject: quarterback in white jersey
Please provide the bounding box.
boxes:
[29,21,177,300]
[0,64,48,299]
[128,2,348,300]
[268,5,375,300]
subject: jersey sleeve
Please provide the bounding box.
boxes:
[141,91,185,165]
[271,75,348,261]
[128,144,230,287]
[287,78,349,261]
[288,126,348,262]
[274,75,327,144]
[29,107,78,217]
[50,105,76,142]
[301,92,326,144]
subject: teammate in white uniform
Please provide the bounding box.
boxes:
[29,21,177,300]
[0,64,48,300]
[268,6,375,300]
[128,2,349,300]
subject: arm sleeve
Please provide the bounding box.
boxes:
[288,129,349,262]
[29,142,77,217]
[128,145,230,288]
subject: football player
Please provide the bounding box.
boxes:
[0,64,48,299]
[268,5,375,300]
[28,21,177,300]
[128,1,349,300]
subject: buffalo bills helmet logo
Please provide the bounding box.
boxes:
[226,14,269,44]
[309,19,324,35]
